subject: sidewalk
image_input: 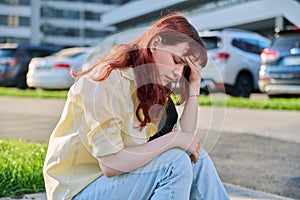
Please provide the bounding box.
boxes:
[225,183,294,200]
[0,183,294,200]
[1,96,299,200]
[1,97,300,144]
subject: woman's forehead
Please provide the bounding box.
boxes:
[159,42,190,56]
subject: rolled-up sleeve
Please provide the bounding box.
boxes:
[89,120,124,158]
[77,72,126,158]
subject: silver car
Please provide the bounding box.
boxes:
[27,47,91,89]
[259,30,300,98]
[199,29,270,98]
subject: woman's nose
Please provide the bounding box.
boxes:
[172,65,184,80]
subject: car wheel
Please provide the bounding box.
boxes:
[268,94,279,99]
[16,74,28,89]
[200,89,209,96]
[269,94,300,98]
[231,73,253,98]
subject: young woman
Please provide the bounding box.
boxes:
[43,13,229,200]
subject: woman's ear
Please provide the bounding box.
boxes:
[150,36,162,53]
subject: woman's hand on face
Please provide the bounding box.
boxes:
[183,43,207,93]
[184,55,203,95]
[185,55,202,85]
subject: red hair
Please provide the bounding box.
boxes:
[72,13,207,128]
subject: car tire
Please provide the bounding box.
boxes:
[200,89,209,96]
[268,94,279,99]
[269,94,300,98]
[16,74,28,89]
[231,73,253,98]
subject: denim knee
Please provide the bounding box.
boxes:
[163,148,193,177]
[134,148,193,177]
[161,148,192,164]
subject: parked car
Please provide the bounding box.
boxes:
[0,43,61,89]
[26,47,92,89]
[259,29,300,97]
[199,29,271,97]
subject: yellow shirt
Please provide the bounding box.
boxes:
[43,68,158,200]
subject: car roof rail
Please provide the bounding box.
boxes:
[221,28,256,34]
[275,29,300,37]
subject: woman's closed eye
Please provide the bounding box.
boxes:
[172,55,185,65]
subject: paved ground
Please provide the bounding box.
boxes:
[1,96,300,199]
[211,131,300,199]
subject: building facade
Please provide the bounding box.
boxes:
[0,0,131,46]
[0,0,299,47]
[101,0,300,39]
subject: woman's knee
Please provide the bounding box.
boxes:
[160,148,191,165]
[198,149,213,164]
[160,148,193,180]
[162,148,193,171]
[142,148,192,172]
[199,149,208,158]
[194,149,217,173]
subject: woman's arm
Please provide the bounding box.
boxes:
[97,131,201,178]
[180,55,202,134]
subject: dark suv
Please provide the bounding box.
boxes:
[0,43,61,89]
[259,30,300,97]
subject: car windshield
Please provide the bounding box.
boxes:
[201,36,222,50]
[0,49,15,58]
[51,48,87,58]
[272,35,300,50]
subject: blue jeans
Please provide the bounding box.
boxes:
[74,148,229,200]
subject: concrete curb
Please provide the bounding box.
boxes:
[0,183,295,200]
[224,183,295,200]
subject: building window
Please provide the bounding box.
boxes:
[0,37,5,43]
[85,29,110,38]
[41,7,55,18]
[41,7,80,20]
[41,24,80,37]
[0,0,30,5]
[7,15,19,27]
[84,11,101,21]
[0,15,6,25]
[0,15,29,26]
[119,0,129,4]
[43,0,82,2]
[0,37,29,44]
[63,10,80,19]
[19,16,30,26]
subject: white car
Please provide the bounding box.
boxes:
[199,29,271,97]
[27,47,91,89]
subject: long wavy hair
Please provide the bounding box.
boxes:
[72,13,207,128]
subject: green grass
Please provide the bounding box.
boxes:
[0,139,47,197]
[172,94,300,111]
[199,96,300,111]
[1,87,300,111]
[0,87,68,99]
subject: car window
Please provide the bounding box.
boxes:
[258,40,270,51]
[231,38,262,54]
[0,49,15,58]
[25,49,58,58]
[51,49,87,58]
[201,36,222,50]
[272,35,300,50]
